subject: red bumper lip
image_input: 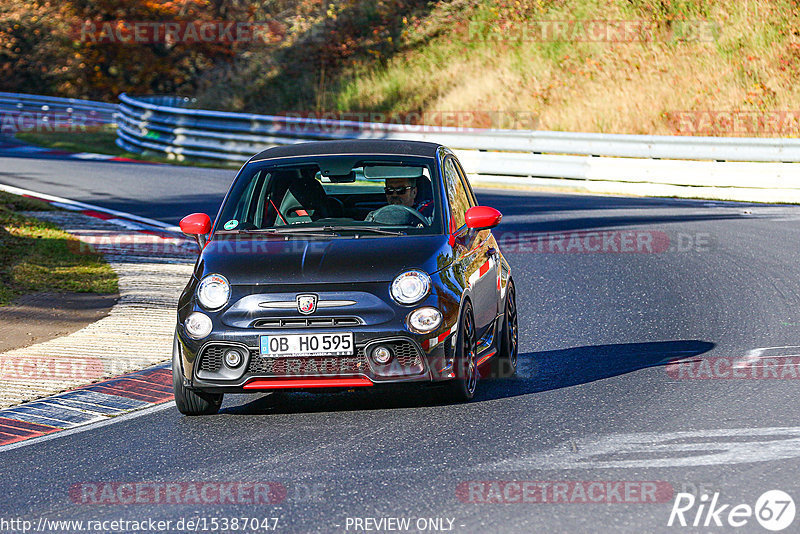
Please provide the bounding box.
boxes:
[242,377,374,389]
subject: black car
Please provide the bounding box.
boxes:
[173,140,517,415]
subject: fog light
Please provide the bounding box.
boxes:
[224,349,243,368]
[407,307,443,334]
[372,346,392,364]
[185,312,212,339]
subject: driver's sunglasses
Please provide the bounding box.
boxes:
[384,185,415,195]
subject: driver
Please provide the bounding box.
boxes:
[383,176,433,218]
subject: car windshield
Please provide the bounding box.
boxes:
[215,155,443,236]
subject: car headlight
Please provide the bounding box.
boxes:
[185,312,213,339]
[197,274,230,310]
[407,307,443,334]
[391,270,431,305]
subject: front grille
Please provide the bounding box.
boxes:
[363,340,422,367]
[202,339,423,378]
[386,340,422,367]
[251,317,362,328]
[199,346,225,372]
[362,340,424,377]
[248,351,368,376]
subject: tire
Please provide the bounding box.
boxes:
[492,279,518,379]
[172,333,223,416]
[446,301,479,401]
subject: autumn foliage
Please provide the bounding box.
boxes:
[0,0,429,106]
[6,0,798,136]
[0,0,266,100]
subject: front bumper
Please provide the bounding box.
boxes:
[176,328,459,393]
[176,281,463,392]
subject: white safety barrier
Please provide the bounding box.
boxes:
[0,92,117,130]
[6,92,800,202]
[114,93,800,201]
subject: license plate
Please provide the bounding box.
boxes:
[259,332,354,357]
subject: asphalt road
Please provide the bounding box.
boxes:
[2,154,800,533]
[0,154,234,224]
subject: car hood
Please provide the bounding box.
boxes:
[198,234,454,285]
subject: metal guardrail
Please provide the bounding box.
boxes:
[115,93,800,192]
[4,92,800,196]
[0,92,117,131]
[117,93,800,162]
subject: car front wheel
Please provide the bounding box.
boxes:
[172,332,223,416]
[493,279,518,378]
[447,301,478,401]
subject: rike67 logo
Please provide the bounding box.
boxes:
[668,490,795,531]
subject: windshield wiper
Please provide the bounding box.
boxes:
[217,226,404,237]
[222,228,338,237]
[322,226,406,236]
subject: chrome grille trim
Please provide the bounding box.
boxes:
[251,316,363,328]
[258,300,357,309]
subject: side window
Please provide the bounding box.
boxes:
[443,157,471,231]
[453,158,478,206]
[232,171,261,221]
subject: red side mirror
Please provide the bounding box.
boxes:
[179,213,212,235]
[465,206,502,230]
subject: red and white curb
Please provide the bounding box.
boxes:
[0,183,196,257]
[0,364,173,450]
[0,185,194,413]
[0,183,180,233]
[0,139,152,163]
[70,152,146,163]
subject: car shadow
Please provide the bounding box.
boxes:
[477,339,715,402]
[475,189,775,215]
[472,190,766,235]
[475,190,701,215]
[218,339,714,415]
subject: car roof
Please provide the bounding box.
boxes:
[250,139,443,161]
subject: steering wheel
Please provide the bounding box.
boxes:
[366,204,429,226]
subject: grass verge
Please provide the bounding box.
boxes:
[0,191,118,305]
[188,0,800,137]
[14,125,240,169]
